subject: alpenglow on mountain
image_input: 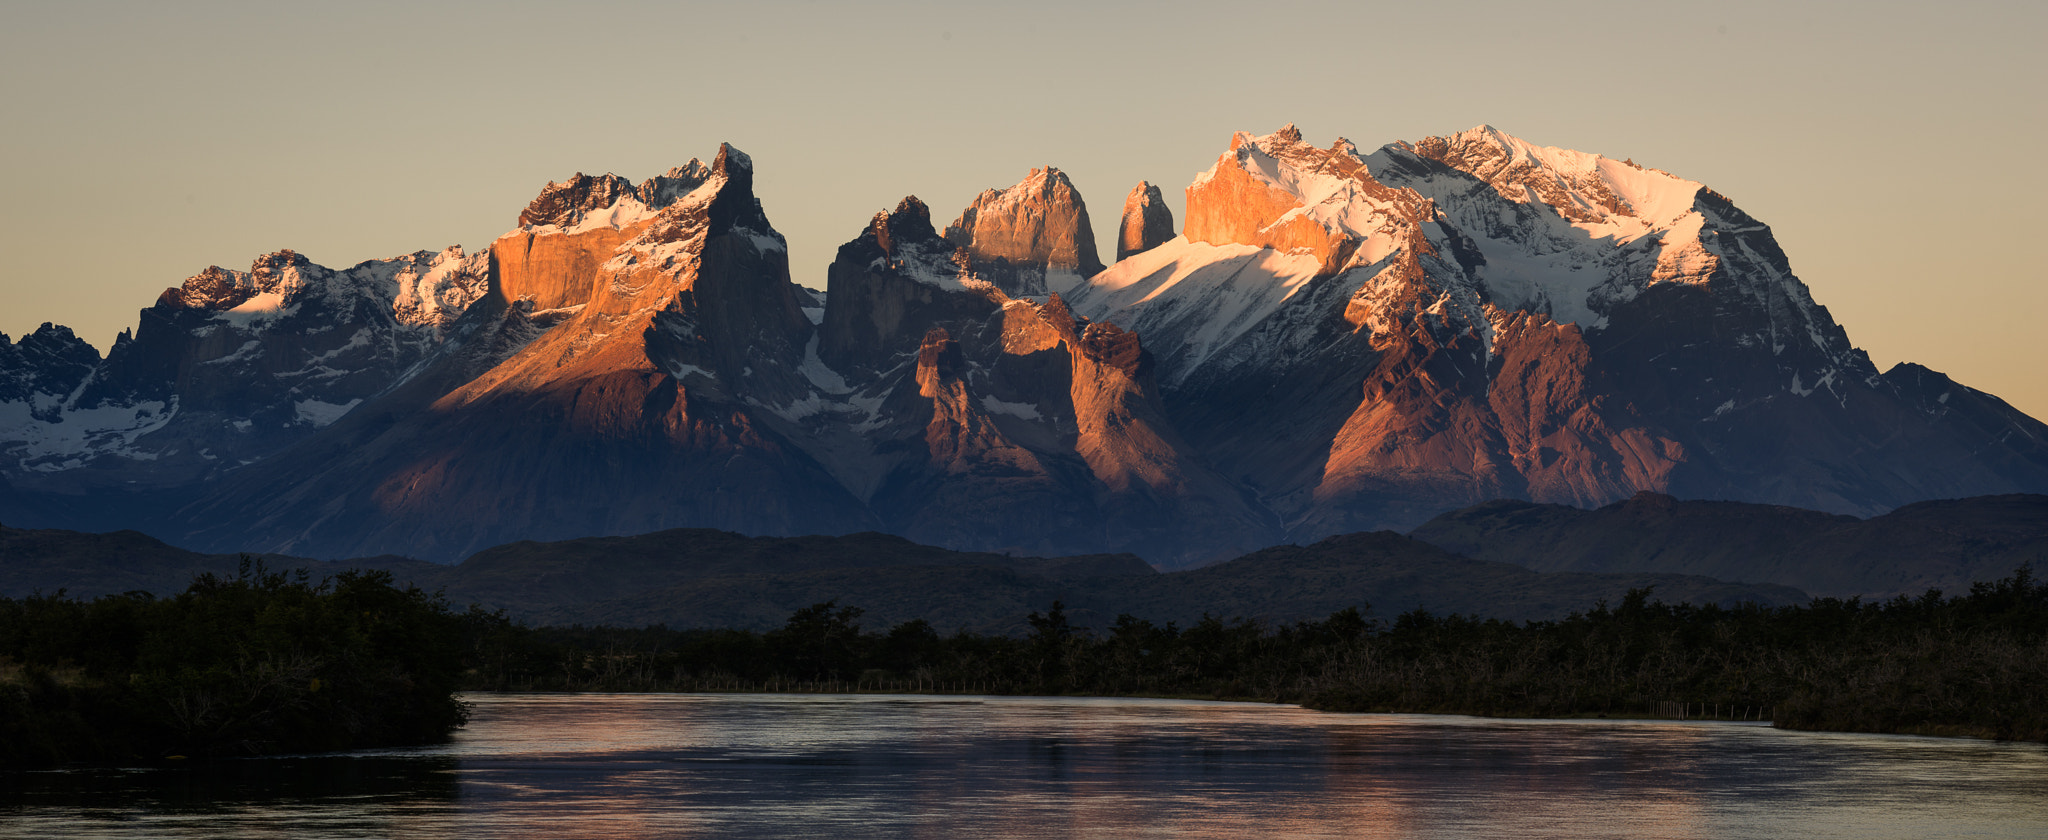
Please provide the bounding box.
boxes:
[3,125,2043,566]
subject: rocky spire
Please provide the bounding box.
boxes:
[1115,181,1175,261]
[943,166,1105,295]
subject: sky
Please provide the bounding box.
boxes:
[3,0,2043,419]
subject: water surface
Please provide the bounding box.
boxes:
[7,693,2046,838]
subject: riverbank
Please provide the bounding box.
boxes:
[0,561,472,767]
[9,569,2043,769]
[454,573,2048,744]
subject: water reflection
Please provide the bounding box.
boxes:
[5,693,2046,839]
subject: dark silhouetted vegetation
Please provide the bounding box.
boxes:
[11,563,2043,768]
[1,559,471,766]
[458,570,2048,743]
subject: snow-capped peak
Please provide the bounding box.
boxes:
[1356,127,1725,328]
[516,156,727,237]
[1408,126,1705,235]
[1075,126,1484,383]
[1186,125,1443,277]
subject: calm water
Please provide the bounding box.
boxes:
[6,693,2047,839]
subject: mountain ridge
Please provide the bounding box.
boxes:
[0,519,1808,633]
[1,125,2043,566]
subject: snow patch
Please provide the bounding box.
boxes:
[563,195,654,235]
[744,230,786,253]
[667,363,715,381]
[1067,238,1325,382]
[294,398,362,427]
[847,389,891,434]
[216,292,293,327]
[799,336,852,395]
[979,395,1042,420]
[0,397,178,471]
[203,340,265,367]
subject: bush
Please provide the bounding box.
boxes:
[0,559,471,766]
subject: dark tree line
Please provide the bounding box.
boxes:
[0,559,473,766]
[462,568,2048,742]
[9,564,2044,768]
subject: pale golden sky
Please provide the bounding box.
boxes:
[4,0,2042,419]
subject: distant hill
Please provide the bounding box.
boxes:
[1091,532,1808,627]
[1410,492,2048,598]
[0,525,298,599]
[424,529,1152,632]
[0,524,1803,633]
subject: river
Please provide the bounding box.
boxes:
[7,693,2047,838]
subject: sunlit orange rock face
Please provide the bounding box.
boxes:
[382,147,854,549]
[943,167,1105,295]
[822,197,1277,562]
[1184,168,1349,275]
[173,145,873,560]
[491,226,638,313]
[1115,182,1174,261]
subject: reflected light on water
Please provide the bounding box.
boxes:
[5,693,2047,839]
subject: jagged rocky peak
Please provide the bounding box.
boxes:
[494,143,776,315]
[156,264,254,311]
[150,247,487,336]
[463,138,808,406]
[846,196,962,277]
[1182,124,1443,278]
[943,166,1105,296]
[248,249,316,290]
[153,249,321,313]
[392,245,492,335]
[518,173,639,228]
[637,160,713,208]
[5,323,98,362]
[1073,125,1482,384]
[701,143,770,233]
[513,153,733,234]
[873,196,946,251]
[1365,125,1728,321]
[1116,182,1175,261]
[1402,125,1701,226]
[1367,124,1865,383]
[817,195,998,377]
[0,323,101,403]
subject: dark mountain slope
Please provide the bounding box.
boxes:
[1411,492,2048,598]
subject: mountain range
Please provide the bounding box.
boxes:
[2,125,2043,567]
[1411,491,2048,599]
[0,519,1810,633]
[11,490,2042,631]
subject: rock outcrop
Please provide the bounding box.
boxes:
[812,196,1277,563]
[0,324,100,407]
[1115,182,1175,261]
[944,167,1106,296]
[1412,492,2048,599]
